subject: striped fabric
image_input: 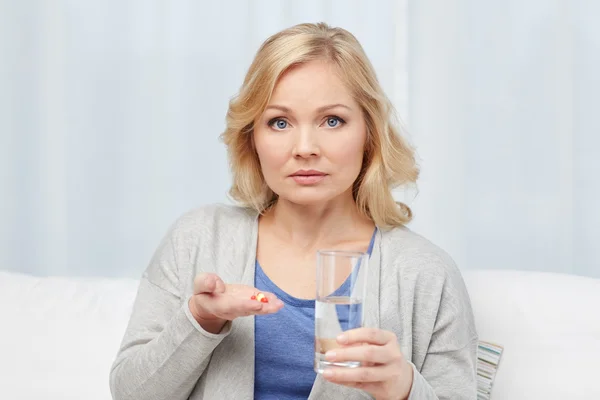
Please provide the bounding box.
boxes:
[477,341,504,400]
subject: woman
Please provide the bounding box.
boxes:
[110,22,477,400]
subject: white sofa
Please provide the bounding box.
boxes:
[1,269,599,399]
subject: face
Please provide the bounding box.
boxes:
[253,60,367,207]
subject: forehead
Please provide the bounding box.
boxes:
[268,60,356,107]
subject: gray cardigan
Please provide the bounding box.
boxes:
[110,204,478,400]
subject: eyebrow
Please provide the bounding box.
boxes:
[265,103,352,113]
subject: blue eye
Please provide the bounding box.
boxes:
[269,118,288,130]
[326,116,344,128]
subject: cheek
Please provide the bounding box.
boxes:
[328,132,366,173]
[254,137,288,173]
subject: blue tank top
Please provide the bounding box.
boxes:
[253,230,377,399]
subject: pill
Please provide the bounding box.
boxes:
[260,297,268,303]
[250,295,256,300]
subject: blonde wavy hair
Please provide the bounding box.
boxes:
[221,22,419,228]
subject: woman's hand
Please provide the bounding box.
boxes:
[322,328,414,400]
[188,273,284,334]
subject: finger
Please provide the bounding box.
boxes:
[212,296,261,320]
[230,295,284,317]
[254,297,285,315]
[325,344,396,365]
[247,292,285,315]
[256,291,283,308]
[242,290,283,311]
[212,275,226,294]
[193,273,222,294]
[223,301,281,319]
[338,328,396,346]
[322,364,392,383]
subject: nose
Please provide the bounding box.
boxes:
[292,127,320,158]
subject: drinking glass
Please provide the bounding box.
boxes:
[314,250,369,373]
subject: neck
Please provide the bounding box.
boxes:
[261,192,374,250]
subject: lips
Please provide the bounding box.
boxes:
[291,169,326,177]
[290,170,327,185]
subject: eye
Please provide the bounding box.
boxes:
[325,116,345,128]
[268,118,289,130]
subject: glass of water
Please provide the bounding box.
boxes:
[314,250,369,373]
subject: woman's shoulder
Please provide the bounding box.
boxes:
[181,202,256,222]
[381,225,455,263]
[380,225,476,335]
[157,204,257,278]
[380,226,478,352]
[379,225,463,284]
[163,203,258,247]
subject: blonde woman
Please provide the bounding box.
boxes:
[110,23,477,400]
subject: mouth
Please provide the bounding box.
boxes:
[289,170,328,185]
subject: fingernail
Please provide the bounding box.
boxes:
[325,351,336,361]
[337,334,347,344]
[323,369,333,378]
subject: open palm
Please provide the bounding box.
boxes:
[190,273,284,322]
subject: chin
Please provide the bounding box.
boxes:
[277,188,346,206]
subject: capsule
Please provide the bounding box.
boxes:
[254,292,268,303]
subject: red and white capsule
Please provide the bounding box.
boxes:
[251,292,268,303]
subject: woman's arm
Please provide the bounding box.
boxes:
[406,262,479,400]
[406,339,478,399]
[109,226,231,400]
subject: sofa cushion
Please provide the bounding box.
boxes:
[464,269,600,400]
[0,271,139,400]
[2,269,599,399]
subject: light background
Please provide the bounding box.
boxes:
[1,0,598,278]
